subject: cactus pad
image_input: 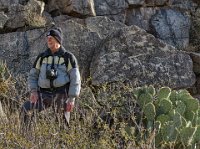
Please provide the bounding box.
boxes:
[156,114,170,126]
[143,102,156,121]
[137,92,153,108]
[175,100,186,116]
[157,99,172,114]
[157,87,171,100]
[161,121,178,142]
[180,126,197,146]
[148,85,156,96]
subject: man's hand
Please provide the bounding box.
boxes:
[66,98,75,112]
[30,91,38,103]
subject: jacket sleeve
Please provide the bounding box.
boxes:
[28,55,42,92]
[67,53,81,98]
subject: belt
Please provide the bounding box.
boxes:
[39,83,69,93]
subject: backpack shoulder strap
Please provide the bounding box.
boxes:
[38,50,51,68]
[63,51,78,71]
[39,53,46,67]
[63,52,70,71]
[32,52,46,69]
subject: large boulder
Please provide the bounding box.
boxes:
[93,0,128,23]
[4,0,46,31]
[85,16,126,38]
[6,0,46,30]
[0,0,19,8]
[94,0,128,16]
[56,20,101,78]
[170,0,198,12]
[46,0,96,17]
[190,8,200,51]
[89,17,195,89]
[105,12,126,23]
[126,7,158,32]
[0,29,46,74]
[150,8,191,49]
[5,4,27,30]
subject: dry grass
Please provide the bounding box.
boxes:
[0,72,157,149]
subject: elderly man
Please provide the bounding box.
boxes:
[21,28,81,127]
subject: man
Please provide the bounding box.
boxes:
[21,28,81,127]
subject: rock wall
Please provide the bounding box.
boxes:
[0,0,199,92]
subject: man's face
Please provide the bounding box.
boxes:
[47,36,59,49]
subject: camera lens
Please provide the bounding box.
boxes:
[46,69,57,80]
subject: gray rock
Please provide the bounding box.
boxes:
[0,0,19,8]
[24,0,46,27]
[5,4,26,29]
[170,0,198,12]
[85,16,126,38]
[57,20,101,78]
[106,12,126,23]
[190,52,200,75]
[0,28,46,74]
[0,11,8,29]
[27,0,44,15]
[5,0,46,30]
[145,0,167,6]
[127,0,144,6]
[94,0,128,15]
[150,8,190,49]
[126,7,158,31]
[53,15,72,23]
[155,0,168,5]
[43,11,55,27]
[47,0,96,17]
[194,8,200,18]
[90,20,195,88]
[190,8,200,50]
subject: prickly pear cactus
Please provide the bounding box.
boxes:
[194,126,200,143]
[175,100,186,116]
[183,97,199,113]
[156,114,170,125]
[157,87,171,100]
[143,102,156,121]
[133,85,200,148]
[179,126,197,146]
[170,90,177,105]
[161,121,178,142]
[185,111,195,122]
[157,99,172,115]
[147,85,156,96]
[172,111,182,128]
[137,92,153,108]
[195,109,200,125]
[133,87,144,99]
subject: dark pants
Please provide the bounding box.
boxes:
[20,91,68,126]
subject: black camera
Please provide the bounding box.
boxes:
[46,69,58,80]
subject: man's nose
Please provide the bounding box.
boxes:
[47,38,52,42]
